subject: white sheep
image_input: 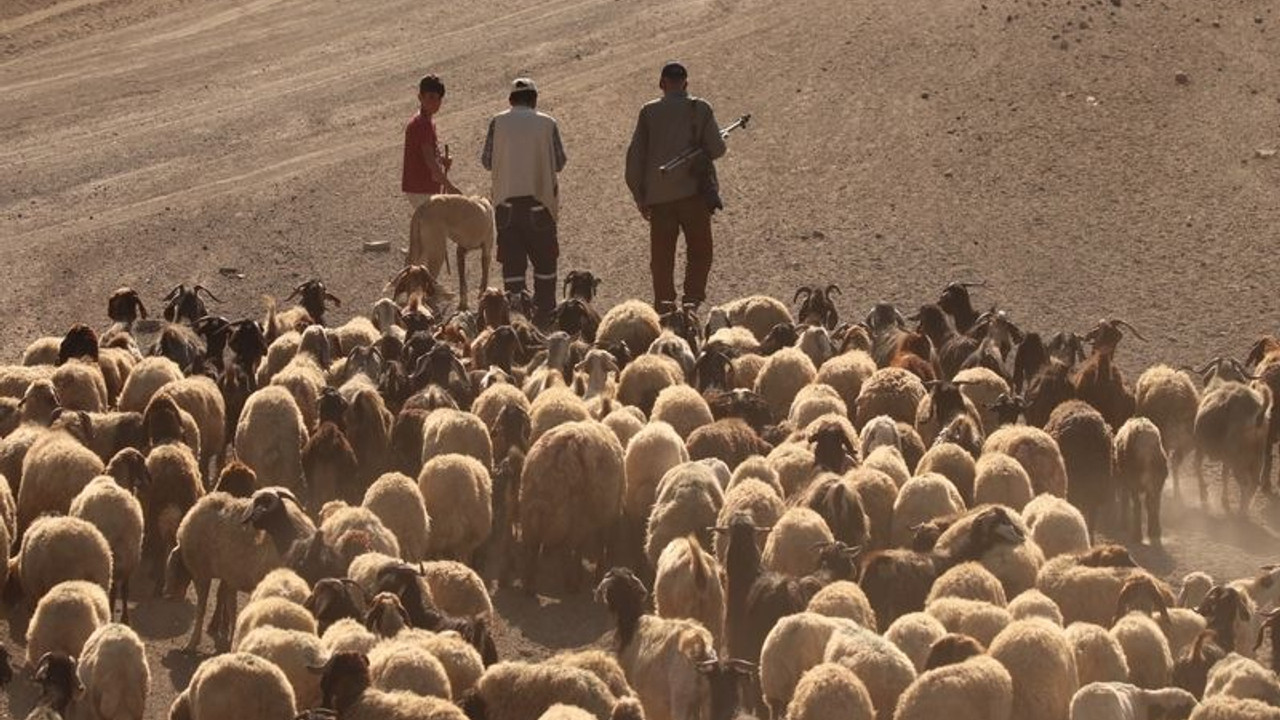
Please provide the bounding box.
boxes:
[1008,588,1064,625]
[15,515,112,606]
[756,348,818,421]
[51,359,109,412]
[1188,696,1279,719]
[893,655,1015,720]
[714,294,793,341]
[318,501,401,568]
[785,662,876,720]
[418,453,492,561]
[1203,653,1280,705]
[983,425,1069,497]
[865,445,912,490]
[368,636,453,699]
[1065,622,1130,686]
[856,368,927,429]
[418,560,494,617]
[926,597,1011,647]
[646,461,725,568]
[465,660,621,720]
[789,383,849,430]
[713,477,784,563]
[932,504,1044,598]
[890,472,966,548]
[618,355,684,415]
[1068,682,1198,720]
[69,475,144,622]
[953,366,1010,435]
[1036,553,1162,627]
[988,618,1080,720]
[396,627,486,697]
[973,452,1034,511]
[759,612,860,714]
[816,350,877,413]
[846,466,900,551]
[521,420,624,594]
[768,442,819,498]
[926,562,1008,607]
[1111,612,1173,689]
[762,507,834,577]
[249,568,311,606]
[885,612,949,673]
[859,415,902,462]
[364,472,432,563]
[472,382,532,435]
[153,375,226,477]
[807,581,877,629]
[650,385,713,440]
[916,442,976,505]
[25,579,111,666]
[117,356,184,413]
[237,625,327,709]
[597,301,663,361]
[169,652,297,720]
[76,621,151,720]
[653,535,725,644]
[421,408,494,470]
[545,649,635,701]
[322,618,379,656]
[1022,493,1090,560]
[602,406,647,449]
[624,421,689,524]
[232,596,319,650]
[1178,572,1215,609]
[235,385,308,493]
[822,622,918,720]
[17,429,105,535]
[1133,364,1199,499]
[727,455,784,496]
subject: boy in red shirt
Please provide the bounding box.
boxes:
[403,74,459,211]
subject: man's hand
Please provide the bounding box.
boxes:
[636,202,651,221]
[441,155,454,173]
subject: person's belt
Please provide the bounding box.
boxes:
[501,195,540,207]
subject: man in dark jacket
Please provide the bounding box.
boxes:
[625,62,726,311]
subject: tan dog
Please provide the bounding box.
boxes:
[407,194,494,310]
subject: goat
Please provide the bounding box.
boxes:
[794,285,841,330]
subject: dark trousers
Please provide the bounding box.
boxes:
[496,196,558,316]
[649,194,713,307]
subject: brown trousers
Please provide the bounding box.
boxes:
[649,194,713,306]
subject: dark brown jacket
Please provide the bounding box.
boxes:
[625,90,726,207]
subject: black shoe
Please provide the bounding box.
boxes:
[655,300,678,314]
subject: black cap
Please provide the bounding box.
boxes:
[660,62,688,80]
[418,74,445,96]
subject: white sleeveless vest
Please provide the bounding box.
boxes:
[489,107,561,221]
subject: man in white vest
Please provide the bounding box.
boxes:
[481,77,567,325]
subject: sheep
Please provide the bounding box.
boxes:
[890,473,966,548]
[318,501,402,569]
[367,636,453,699]
[616,354,685,418]
[1190,358,1273,515]
[14,515,113,607]
[653,535,725,644]
[422,407,495,469]
[753,348,818,421]
[807,580,877,628]
[815,351,876,411]
[545,649,634,701]
[714,295,794,342]
[931,504,1043,598]
[1189,696,1280,720]
[235,385,309,494]
[820,621,918,720]
[927,561,1008,606]
[713,477,784,563]
[1023,493,1090,560]
[885,612,949,673]
[758,612,862,714]
[1203,653,1280,705]
[169,652,297,720]
[51,358,109,412]
[646,461,725,568]
[598,301,662,361]
[232,596,319,649]
[363,472,431,563]
[595,567,716,720]
[855,368,926,429]
[1065,622,1131,686]
[16,429,105,536]
[650,385,714,440]
[1134,365,1199,499]
[1036,549,1166,627]
[419,560,494,617]
[1044,400,1114,535]
[803,414,860,473]
[1010,588,1065,625]
[983,424,1069,497]
[784,661,875,720]
[917,442,976,507]
[789,383,848,430]
[988,618,1080,720]
[973,451,1035,511]
[521,421,624,594]
[251,568,312,606]
[1196,585,1257,657]
[864,445,911,490]
[70,621,151,720]
[117,356,184,413]
[322,618,379,656]
[153,375,226,476]
[602,405,647,448]
[767,442,819,498]
[417,454,492,562]
[893,655,1015,720]
[800,472,869,551]
[473,381,532,434]
[1111,611,1174,689]
[624,421,690,524]
[392,627,486,697]
[1068,682,1198,720]
[846,466,898,551]
[762,507,835,577]
[25,580,111,666]
[141,441,204,593]
[69,475,144,623]
[926,597,1012,646]
[237,626,327,710]
[1175,630,1226,699]
[461,659,621,720]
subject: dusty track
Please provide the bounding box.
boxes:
[3,0,1280,716]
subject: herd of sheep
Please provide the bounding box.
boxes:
[0,270,1279,720]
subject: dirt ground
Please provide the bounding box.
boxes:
[3,0,1280,716]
